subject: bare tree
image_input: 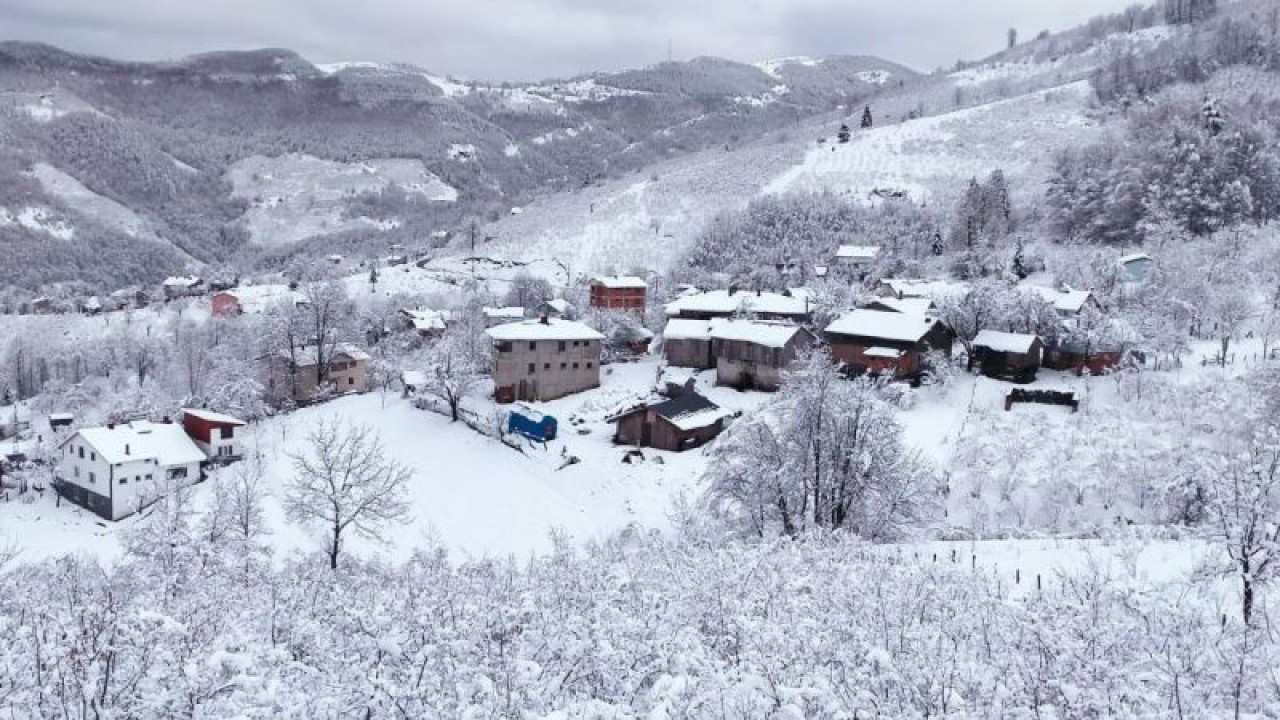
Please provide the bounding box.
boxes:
[286,420,412,569]
[1206,287,1254,366]
[1201,426,1280,624]
[298,281,354,389]
[421,330,484,422]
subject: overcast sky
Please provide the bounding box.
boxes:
[3,0,1139,81]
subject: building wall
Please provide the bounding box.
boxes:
[828,338,922,378]
[716,357,786,391]
[664,338,714,369]
[590,285,646,311]
[493,339,602,402]
[614,411,723,452]
[211,293,241,316]
[183,414,242,460]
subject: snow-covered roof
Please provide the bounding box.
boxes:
[864,347,904,359]
[402,308,450,332]
[878,278,968,299]
[279,343,372,366]
[543,299,572,314]
[483,306,526,320]
[973,330,1040,354]
[864,297,934,316]
[835,245,881,260]
[1118,252,1151,265]
[486,318,605,342]
[225,284,301,314]
[162,275,200,287]
[181,408,247,426]
[1022,285,1094,314]
[593,275,648,289]
[825,309,940,343]
[665,290,811,318]
[401,370,427,387]
[709,320,808,349]
[73,421,207,466]
[662,318,723,341]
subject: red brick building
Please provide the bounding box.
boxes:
[589,276,647,312]
[210,291,242,317]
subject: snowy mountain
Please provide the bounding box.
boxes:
[0,43,917,291]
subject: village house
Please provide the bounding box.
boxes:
[539,298,574,320]
[709,320,816,391]
[181,408,246,464]
[662,318,722,369]
[400,308,450,339]
[162,275,203,300]
[487,317,604,403]
[1021,284,1100,319]
[858,296,936,316]
[261,343,371,405]
[214,285,303,316]
[55,420,206,521]
[833,245,881,278]
[589,276,648,312]
[971,330,1044,383]
[608,391,731,452]
[875,278,967,301]
[483,306,527,327]
[824,309,954,380]
[1118,252,1153,284]
[665,289,813,323]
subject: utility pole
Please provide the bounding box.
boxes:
[469,221,477,282]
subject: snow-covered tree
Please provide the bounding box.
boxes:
[285,420,412,569]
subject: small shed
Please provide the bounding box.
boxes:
[971,330,1043,383]
[401,370,427,397]
[608,392,730,452]
[48,413,75,432]
[507,405,558,441]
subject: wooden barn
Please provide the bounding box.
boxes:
[1042,340,1126,375]
[824,310,954,380]
[709,320,816,391]
[971,330,1043,383]
[608,391,730,452]
[662,318,720,369]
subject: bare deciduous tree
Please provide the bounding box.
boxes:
[286,420,412,569]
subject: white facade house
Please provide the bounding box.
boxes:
[834,245,881,276]
[56,421,207,521]
[180,408,247,463]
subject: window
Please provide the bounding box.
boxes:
[496,341,512,352]
[560,363,567,370]
[573,362,579,369]
[74,466,80,478]
[218,446,233,457]
[220,427,234,440]
[145,474,153,481]
[168,467,188,480]
[527,363,535,375]
[544,363,551,370]
[119,476,127,485]
[558,341,566,352]
[91,452,96,461]
[88,472,95,484]
[587,362,593,369]
[78,446,84,459]
[528,341,536,351]
[348,378,354,385]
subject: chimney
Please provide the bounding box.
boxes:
[539,315,549,325]
[106,422,115,430]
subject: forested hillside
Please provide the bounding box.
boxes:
[0,44,915,292]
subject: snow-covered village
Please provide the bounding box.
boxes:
[2,0,1280,715]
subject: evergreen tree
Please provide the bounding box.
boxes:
[860,105,873,129]
[837,123,851,143]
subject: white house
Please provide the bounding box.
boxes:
[162,275,203,300]
[181,408,247,464]
[56,421,207,521]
